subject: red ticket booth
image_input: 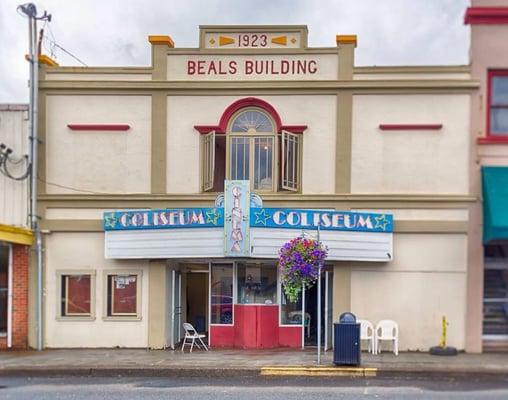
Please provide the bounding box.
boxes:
[208,262,302,349]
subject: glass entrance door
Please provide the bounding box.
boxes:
[171,269,182,349]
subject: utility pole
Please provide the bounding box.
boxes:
[317,224,321,365]
[17,2,51,351]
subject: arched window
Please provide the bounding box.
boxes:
[197,98,305,193]
[228,108,276,191]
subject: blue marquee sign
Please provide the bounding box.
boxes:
[103,182,393,235]
[103,208,223,231]
[250,208,393,233]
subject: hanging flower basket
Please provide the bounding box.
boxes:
[278,237,328,303]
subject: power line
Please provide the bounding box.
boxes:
[40,19,88,66]
[37,177,111,194]
[42,35,88,66]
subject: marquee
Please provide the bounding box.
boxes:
[103,181,393,262]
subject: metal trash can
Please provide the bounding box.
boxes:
[333,312,361,366]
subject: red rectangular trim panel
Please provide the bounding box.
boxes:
[67,124,130,131]
[465,7,508,25]
[379,124,442,131]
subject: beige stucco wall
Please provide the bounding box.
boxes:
[354,73,471,80]
[349,233,467,351]
[46,95,151,194]
[351,94,470,194]
[44,232,150,348]
[46,73,151,81]
[0,107,29,227]
[166,95,336,194]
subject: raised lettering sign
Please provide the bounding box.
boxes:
[250,208,393,233]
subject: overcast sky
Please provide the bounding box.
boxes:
[0,0,470,103]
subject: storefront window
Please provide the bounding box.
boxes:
[107,275,137,316]
[484,244,508,337]
[280,290,303,325]
[237,263,277,304]
[61,275,91,316]
[0,244,8,334]
[211,264,233,324]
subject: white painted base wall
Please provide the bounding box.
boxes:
[348,233,467,351]
[44,232,150,348]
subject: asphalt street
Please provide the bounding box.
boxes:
[0,375,508,399]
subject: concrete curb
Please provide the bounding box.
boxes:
[0,367,260,378]
[0,365,507,378]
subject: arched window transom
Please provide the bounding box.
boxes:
[231,109,275,133]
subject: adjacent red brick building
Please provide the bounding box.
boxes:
[0,226,32,350]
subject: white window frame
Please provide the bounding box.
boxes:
[56,270,96,321]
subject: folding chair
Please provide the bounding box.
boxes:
[181,322,209,353]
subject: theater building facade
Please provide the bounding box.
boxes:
[35,25,481,351]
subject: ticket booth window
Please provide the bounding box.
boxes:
[236,263,277,305]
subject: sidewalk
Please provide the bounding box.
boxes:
[0,348,507,377]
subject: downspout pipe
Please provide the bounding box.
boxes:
[32,14,43,352]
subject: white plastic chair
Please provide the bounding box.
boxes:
[375,320,399,355]
[357,319,375,354]
[181,322,209,353]
[289,311,311,338]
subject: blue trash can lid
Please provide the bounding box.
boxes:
[339,312,356,324]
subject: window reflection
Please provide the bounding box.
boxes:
[280,291,304,325]
[211,264,233,324]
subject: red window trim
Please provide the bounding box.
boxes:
[194,97,307,134]
[465,7,508,25]
[478,136,508,145]
[484,70,508,143]
[67,124,130,131]
[379,124,442,131]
